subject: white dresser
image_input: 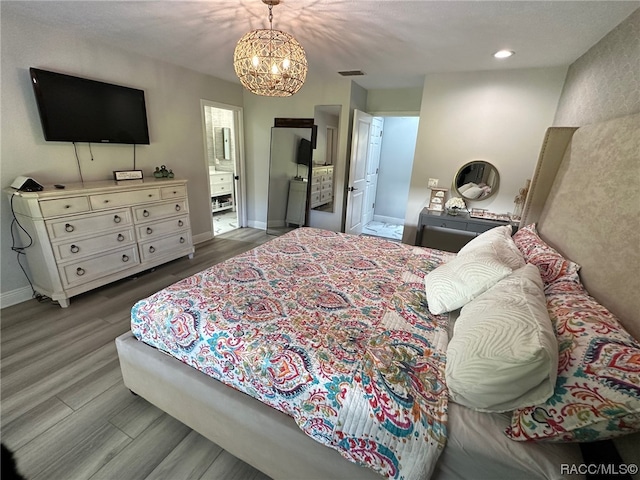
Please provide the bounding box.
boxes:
[311,165,334,209]
[8,178,194,307]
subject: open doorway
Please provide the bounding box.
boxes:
[347,113,419,241]
[201,101,245,236]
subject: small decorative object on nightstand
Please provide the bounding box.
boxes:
[445,196,466,216]
[428,188,448,212]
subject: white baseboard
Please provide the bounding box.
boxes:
[249,220,267,230]
[192,232,213,245]
[1,286,33,309]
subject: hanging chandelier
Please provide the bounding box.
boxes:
[233,0,308,97]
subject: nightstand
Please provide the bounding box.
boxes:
[415,208,515,246]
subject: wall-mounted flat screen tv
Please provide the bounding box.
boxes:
[297,137,312,165]
[30,67,150,144]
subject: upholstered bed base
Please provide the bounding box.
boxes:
[116,331,584,480]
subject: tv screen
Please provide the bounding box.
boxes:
[30,67,150,144]
[297,137,312,165]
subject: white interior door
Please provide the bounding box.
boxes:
[345,109,372,235]
[363,117,383,225]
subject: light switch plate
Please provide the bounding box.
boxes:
[428,178,439,188]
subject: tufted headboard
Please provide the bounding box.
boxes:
[522,112,640,340]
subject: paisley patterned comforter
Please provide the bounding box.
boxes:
[131,228,453,479]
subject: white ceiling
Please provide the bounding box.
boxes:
[3,1,638,90]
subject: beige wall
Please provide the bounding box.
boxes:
[554,8,640,126]
[402,67,568,244]
[0,10,243,298]
[366,87,423,114]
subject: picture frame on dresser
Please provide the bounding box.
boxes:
[113,170,143,181]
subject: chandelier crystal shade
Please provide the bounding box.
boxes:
[233,0,307,97]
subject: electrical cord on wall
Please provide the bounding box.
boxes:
[10,193,52,303]
[72,142,85,183]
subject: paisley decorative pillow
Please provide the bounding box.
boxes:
[506,291,640,442]
[512,224,583,293]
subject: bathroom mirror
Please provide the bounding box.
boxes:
[454,160,500,201]
[266,119,316,236]
[214,127,231,160]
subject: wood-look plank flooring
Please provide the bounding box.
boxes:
[1,228,275,480]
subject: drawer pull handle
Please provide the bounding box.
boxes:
[178,220,184,227]
[104,199,110,203]
[175,204,181,211]
[148,194,153,197]
[146,227,153,234]
[117,234,125,242]
[179,237,185,244]
[149,246,156,253]
[143,210,150,217]
[65,205,71,209]
[65,223,75,232]
[440,223,447,227]
[122,254,130,262]
[76,267,85,276]
[70,245,80,254]
[114,215,122,223]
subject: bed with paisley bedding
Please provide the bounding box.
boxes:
[116,112,639,479]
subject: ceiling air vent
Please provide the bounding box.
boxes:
[338,70,366,77]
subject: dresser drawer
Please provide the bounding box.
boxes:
[139,231,192,262]
[133,200,187,223]
[210,182,233,195]
[210,173,234,184]
[211,183,233,195]
[53,227,136,261]
[46,209,132,240]
[311,183,321,194]
[161,185,187,200]
[59,246,139,288]
[39,196,90,217]
[136,215,190,240]
[90,188,160,210]
[431,219,468,230]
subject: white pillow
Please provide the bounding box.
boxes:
[458,225,525,270]
[458,182,477,193]
[425,246,513,315]
[445,264,558,412]
[461,186,484,199]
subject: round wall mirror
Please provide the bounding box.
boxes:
[454,160,500,201]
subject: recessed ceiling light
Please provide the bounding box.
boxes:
[494,50,515,59]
